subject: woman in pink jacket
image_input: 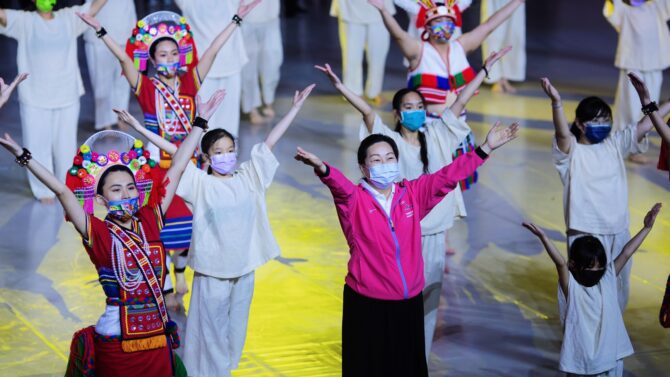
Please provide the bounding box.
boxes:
[294,121,519,376]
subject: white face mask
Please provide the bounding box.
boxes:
[367,162,400,189]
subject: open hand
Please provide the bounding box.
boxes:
[643,203,662,229]
[315,64,343,87]
[237,0,262,18]
[484,46,512,71]
[292,84,316,109]
[113,109,143,131]
[196,89,226,122]
[483,121,519,152]
[628,72,651,105]
[522,222,547,240]
[0,73,28,109]
[0,133,23,157]
[295,146,326,173]
[540,78,561,103]
[76,12,101,31]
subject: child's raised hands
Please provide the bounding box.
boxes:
[484,46,512,71]
[315,64,343,87]
[643,203,662,229]
[540,77,561,103]
[628,72,651,105]
[483,121,519,152]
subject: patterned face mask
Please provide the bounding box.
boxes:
[106,196,141,221]
[156,62,181,76]
[430,19,456,42]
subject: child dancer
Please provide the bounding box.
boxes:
[0,0,109,203]
[523,202,662,377]
[118,84,315,377]
[83,0,136,130]
[541,75,665,310]
[316,46,509,358]
[294,120,518,376]
[0,90,225,377]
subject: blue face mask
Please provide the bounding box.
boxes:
[430,20,456,42]
[156,62,181,76]
[584,122,612,144]
[106,196,140,221]
[400,110,426,132]
[368,162,399,190]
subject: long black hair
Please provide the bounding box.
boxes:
[570,96,612,138]
[392,88,429,174]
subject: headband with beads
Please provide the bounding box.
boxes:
[65,131,160,215]
[124,11,199,75]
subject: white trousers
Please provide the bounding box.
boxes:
[567,230,631,312]
[613,69,662,131]
[481,0,526,83]
[183,271,254,377]
[198,74,242,137]
[241,18,283,113]
[20,101,80,200]
[84,42,131,130]
[421,231,447,358]
[567,359,624,377]
[338,19,390,98]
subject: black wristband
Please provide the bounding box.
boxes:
[15,148,32,167]
[96,27,107,38]
[642,101,659,116]
[193,116,208,131]
[232,14,243,25]
[475,146,489,160]
[317,164,330,178]
[482,66,489,79]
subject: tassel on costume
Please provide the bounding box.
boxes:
[121,334,167,353]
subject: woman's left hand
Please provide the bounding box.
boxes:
[483,121,520,152]
[484,46,512,70]
[292,84,316,109]
[628,72,651,104]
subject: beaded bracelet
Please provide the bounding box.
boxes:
[642,101,659,116]
[232,14,243,25]
[15,148,32,167]
[193,117,209,131]
[96,27,107,38]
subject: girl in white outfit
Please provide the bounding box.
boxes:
[0,0,109,202]
[316,45,509,359]
[541,75,667,311]
[119,84,315,377]
[84,0,136,130]
[523,202,662,377]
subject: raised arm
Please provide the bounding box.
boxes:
[368,0,421,64]
[628,72,670,143]
[265,84,315,150]
[541,78,572,154]
[77,12,139,87]
[161,90,226,213]
[115,109,178,155]
[458,0,524,54]
[88,0,109,17]
[450,46,511,116]
[315,64,376,132]
[615,203,662,275]
[197,0,261,80]
[0,133,87,236]
[0,73,28,109]
[522,222,569,296]
[295,147,357,203]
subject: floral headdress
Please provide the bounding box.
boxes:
[416,0,459,29]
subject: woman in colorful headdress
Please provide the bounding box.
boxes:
[0,90,225,377]
[77,2,260,295]
[0,0,109,203]
[115,84,314,377]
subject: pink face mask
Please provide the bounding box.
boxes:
[210,153,237,175]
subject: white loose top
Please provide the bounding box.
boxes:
[557,263,633,375]
[0,4,90,108]
[175,0,248,77]
[176,143,281,278]
[360,110,470,234]
[330,0,396,24]
[553,125,647,235]
[604,0,670,71]
[83,0,136,44]
[246,0,280,23]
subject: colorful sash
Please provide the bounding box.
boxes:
[106,221,169,328]
[150,77,192,136]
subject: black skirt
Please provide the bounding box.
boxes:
[342,284,428,377]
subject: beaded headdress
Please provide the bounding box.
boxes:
[416,0,458,28]
[65,131,161,214]
[125,11,199,75]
